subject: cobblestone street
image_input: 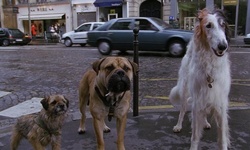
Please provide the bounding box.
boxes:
[0,43,250,149]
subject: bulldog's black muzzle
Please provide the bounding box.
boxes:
[107,70,130,93]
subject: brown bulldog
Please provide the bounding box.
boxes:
[78,57,138,150]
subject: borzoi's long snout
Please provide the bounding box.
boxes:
[213,40,228,57]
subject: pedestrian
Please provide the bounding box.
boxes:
[49,25,55,33]
[59,23,66,38]
[31,23,37,39]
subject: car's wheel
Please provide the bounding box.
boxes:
[98,41,111,55]
[64,38,73,47]
[80,44,86,47]
[2,39,10,46]
[167,39,185,57]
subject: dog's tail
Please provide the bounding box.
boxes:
[169,86,181,108]
[10,128,23,150]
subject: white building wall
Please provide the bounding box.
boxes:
[72,0,96,29]
[17,3,72,33]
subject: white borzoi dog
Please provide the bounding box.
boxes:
[169,8,231,150]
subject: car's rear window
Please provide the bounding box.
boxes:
[96,20,116,31]
[0,29,5,35]
[8,29,24,35]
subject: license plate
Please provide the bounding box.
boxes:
[16,39,23,41]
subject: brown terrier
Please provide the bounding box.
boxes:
[10,95,69,150]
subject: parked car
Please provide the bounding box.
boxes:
[0,28,31,46]
[61,22,104,47]
[244,33,250,44]
[87,17,193,57]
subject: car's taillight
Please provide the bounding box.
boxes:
[9,35,13,39]
[25,35,31,38]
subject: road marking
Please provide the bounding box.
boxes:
[141,78,250,82]
[0,91,11,98]
[139,96,249,110]
[230,51,250,54]
[0,97,43,118]
[144,95,169,100]
[232,83,250,87]
[229,101,248,107]
[139,105,174,110]
[141,78,177,81]
[138,102,249,110]
[232,79,250,82]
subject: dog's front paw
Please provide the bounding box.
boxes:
[78,127,86,134]
[173,125,182,133]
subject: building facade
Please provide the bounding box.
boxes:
[93,0,171,23]
[16,0,72,37]
[72,0,96,29]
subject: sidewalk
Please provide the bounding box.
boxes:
[230,36,250,48]
[0,109,250,150]
[28,36,250,48]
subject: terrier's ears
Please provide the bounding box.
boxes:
[63,96,69,108]
[41,96,49,110]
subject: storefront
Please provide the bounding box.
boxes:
[93,0,127,22]
[72,0,96,28]
[16,2,72,37]
[172,0,248,36]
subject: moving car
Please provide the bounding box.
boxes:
[87,17,193,57]
[0,28,31,46]
[61,22,104,47]
[244,33,250,44]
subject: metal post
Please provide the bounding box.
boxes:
[246,0,250,34]
[234,0,239,38]
[28,0,31,38]
[133,27,139,116]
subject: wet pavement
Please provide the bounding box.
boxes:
[0,109,250,150]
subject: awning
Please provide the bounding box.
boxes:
[19,14,64,20]
[93,0,123,7]
[73,0,94,5]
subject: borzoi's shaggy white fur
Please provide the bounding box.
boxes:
[169,8,231,150]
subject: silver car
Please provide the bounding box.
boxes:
[61,22,104,47]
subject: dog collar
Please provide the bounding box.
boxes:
[95,86,110,106]
[94,86,126,121]
[206,74,214,88]
[34,115,61,136]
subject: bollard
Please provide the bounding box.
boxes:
[133,27,139,116]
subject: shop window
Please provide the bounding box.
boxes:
[4,0,14,5]
[17,0,28,4]
[37,0,47,3]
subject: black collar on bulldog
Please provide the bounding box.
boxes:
[34,115,61,136]
[95,86,126,121]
